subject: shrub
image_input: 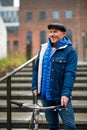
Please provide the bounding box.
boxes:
[0,55,26,77]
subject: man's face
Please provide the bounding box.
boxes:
[49,28,66,45]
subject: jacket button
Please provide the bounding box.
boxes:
[51,79,53,81]
[50,89,52,91]
[51,69,54,71]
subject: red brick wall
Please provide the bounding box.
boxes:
[18,0,87,61]
[7,34,19,56]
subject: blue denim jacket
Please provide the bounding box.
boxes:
[32,44,77,101]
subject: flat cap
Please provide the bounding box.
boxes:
[48,23,66,32]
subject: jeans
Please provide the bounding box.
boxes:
[41,98,76,130]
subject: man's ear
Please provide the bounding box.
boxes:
[63,32,66,36]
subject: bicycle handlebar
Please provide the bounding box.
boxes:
[10,100,68,111]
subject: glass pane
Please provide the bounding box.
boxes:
[27,31,32,43]
[52,11,59,19]
[65,11,72,19]
[40,11,46,20]
[40,31,46,44]
[26,12,32,21]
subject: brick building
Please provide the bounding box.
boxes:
[19,0,87,61]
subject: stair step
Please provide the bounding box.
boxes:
[75,77,87,82]
[0,61,87,130]
[13,71,32,76]
[0,83,32,88]
[1,112,87,123]
[72,91,87,97]
[0,90,87,97]
[11,77,32,81]
[0,83,87,91]
[76,71,87,76]
[0,100,87,108]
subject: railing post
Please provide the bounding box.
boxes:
[32,59,35,70]
[32,59,35,104]
[7,76,11,130]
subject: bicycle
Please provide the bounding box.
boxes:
[10,97,68,130]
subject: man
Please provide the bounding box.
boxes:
[32,23,77,130]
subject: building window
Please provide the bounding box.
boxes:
[39,11,46,20]
[66,29,72,41]
[0,0,13,6]
[7,27,19,34]
[11,11,19,22]
[26,31,32,43]
[0,10,19,22]
[40,31,46,44]
[13,40,19,52]
[52,11,59,19]
[26,12,32,21]
[65,10,72,19]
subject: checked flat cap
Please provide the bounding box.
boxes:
[48,23,66,32]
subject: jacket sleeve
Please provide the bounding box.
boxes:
[32,55,39,92]
[61,48,78,98]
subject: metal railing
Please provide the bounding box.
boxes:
[0,55,37,130]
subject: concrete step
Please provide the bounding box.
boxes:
[13,72,32,77]
[76,71,87,77]
[75,77,87,82]
[19,67,33,72]
[72,90,87,96]
[0,100,87,108]
[11,77,32,81]
[0,83,32,88]
[0,83,87,92]
[0,95,87,101]
[74,83,87,88]
[0,112,87,129]
[1,112,87,122]
[0,89,87,97]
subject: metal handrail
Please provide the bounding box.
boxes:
[0,55,37,130]
[0,55,37,82]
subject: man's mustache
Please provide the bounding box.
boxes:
[50,36,57,38]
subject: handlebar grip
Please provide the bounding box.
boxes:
[57,105,68,111]
[10,100,23,107]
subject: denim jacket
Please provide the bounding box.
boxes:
[32,43,77,101]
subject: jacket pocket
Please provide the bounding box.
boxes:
[54,57,67,63]
[52,57,67,72]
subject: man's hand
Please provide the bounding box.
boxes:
[32,90,38,96]
[61,96,69,107]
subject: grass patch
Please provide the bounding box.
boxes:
[0,55,26,76]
